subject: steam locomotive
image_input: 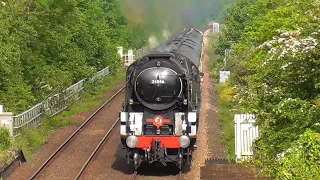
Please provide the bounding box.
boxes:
[119,27,204,170]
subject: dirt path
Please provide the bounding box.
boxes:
[181,29,224,180]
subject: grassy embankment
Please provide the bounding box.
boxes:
[0,69,125,165]
[208,34,235,160]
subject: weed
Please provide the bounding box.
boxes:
[216,83,235,159]
[0,127,11,151]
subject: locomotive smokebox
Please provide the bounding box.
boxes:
[134,58,184,110]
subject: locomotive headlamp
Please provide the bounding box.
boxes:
[183,99,187,105]
[156,61,161,67]
[126,135,138,148]
[129,99,134,105]
[179,135,190,148]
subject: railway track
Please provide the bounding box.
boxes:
[29,86,125,180]
[75,117,120,179]
[131,170,182,180]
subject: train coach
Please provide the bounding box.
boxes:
[119,27,204,170]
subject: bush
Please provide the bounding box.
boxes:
[216,0,320,178]
[275,129,320,179]
[0,127,12,151]
[218,83,233,102]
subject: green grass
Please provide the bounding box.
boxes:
[216,84,235,160]
[207,34,224,79]
[0,127,13,167]
[11,69,125,160]
[218,97,235,159]
[208,33,235,160]
[0,150,7,167]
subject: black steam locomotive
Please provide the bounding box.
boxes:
[119,27,204,170]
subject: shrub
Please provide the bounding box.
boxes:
[0,127,12,151]
[217,82,233,102]
[275,129,320,179]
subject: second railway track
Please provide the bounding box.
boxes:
[75,117,120,179]
[29,86,125,180]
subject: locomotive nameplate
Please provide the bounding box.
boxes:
[150,80,166,84]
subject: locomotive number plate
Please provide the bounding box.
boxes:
[150,79,166,84]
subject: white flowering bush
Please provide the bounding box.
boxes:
[217,0,320,178]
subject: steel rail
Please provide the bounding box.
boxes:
[75,118,120,179]
[178,170,182,180]
[132,171,138,180]
[29,86,125,180]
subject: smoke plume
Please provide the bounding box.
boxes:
[121,0,233,35]
[119,0,235,49]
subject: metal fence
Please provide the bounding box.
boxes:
[12,67,110,137]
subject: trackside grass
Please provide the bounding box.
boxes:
[216,83,235,159]
[208,33,235,159]
[5,69,125,161]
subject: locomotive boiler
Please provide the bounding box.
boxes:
[119,27,204,170]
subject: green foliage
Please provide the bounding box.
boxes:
[216,83,235,159]
[0,0,141,113]
[207,34,224,79]
[274,129,320,179]
[15,128,46,158]
[0,127,12,151]
[215,0,320,178]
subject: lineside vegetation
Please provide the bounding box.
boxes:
[0,0,147,114]
[0,70,125,166]
[207,34,235,159]
[0,0,142,167]
[212,0,320,179]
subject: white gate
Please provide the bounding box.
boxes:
[234,114,259,161]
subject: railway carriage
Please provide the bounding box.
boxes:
[119,27,204,170]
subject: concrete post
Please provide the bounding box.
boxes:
[0,105,14,137]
